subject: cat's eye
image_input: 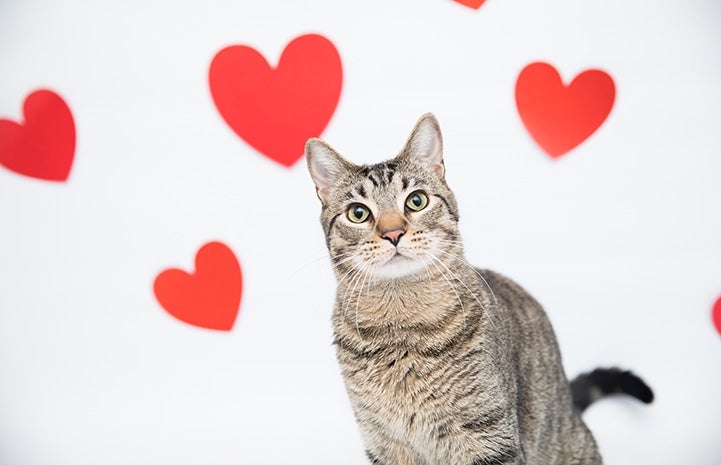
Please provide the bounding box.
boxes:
[347,204,371,223]
[405,191,428,212]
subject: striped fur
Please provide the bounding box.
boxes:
[305,114,650,465]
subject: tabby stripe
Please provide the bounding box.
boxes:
[405,305,466,337]
[433,193,459,221]
[324,214,342,249]
[326,213,341,236]
[368,172,380,187]
[420,364,473,403]
[461,411,505,432]
[469,446,519,465]
[365,451,384,464]
[425,357,471,387]
[385,168,395,184]
[436,423,452,439]
[419,318,478,356]
[452,364,484,391]
[334,336,385,359]
[440,225,459,240]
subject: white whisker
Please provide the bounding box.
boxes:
[331,253,363,274]
[434,247,498,305]
[336,256,363,290]
[341,263,366,319]
[355,263,373,339]
[427,251,498,332]
[289,248,359,276]
[425,252,467,329]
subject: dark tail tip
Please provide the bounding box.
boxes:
[570,367,654,412]
[615,369,654,404]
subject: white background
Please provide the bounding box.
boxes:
[1,0,720,464]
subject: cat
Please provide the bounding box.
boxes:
[305,113,653,465]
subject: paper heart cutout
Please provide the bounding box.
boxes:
[515,62,615,158]
[713,296,721,337]
[209,34,343,167]
[0,89,75,181]
[453,0,486,9]
[154,242,242,331]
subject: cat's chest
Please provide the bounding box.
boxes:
[358,349,444,437]
[373,349,426,394]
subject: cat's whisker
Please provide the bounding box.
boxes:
[432,237,464,245]
[288,251,339,277]
[427,252,498,333]
[434,247,498,305]
[344,258,376,325]
[354,262,376,340]
[331,252,364,274]
[334,250,373,288]
[354,267,368,338]
[422,259,435,283]
[425,252,467,329]
[328,249,361,265]
[336,268,359,299]
[330,249,361,264]
[335,255,364,289]
[290,249,360,279]
[340,262,367,318]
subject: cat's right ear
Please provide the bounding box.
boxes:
[305,138,353,204]
[399,113,445,178]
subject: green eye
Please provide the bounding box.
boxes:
[405,191,428,212]
[348,204,371,223]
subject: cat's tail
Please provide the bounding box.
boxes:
[570,368,654,412]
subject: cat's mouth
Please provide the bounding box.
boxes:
[386,252,410,263]
[372,251,426,279]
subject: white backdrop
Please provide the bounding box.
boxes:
[1,1,720,464]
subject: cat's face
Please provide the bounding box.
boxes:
[306,114,462,281]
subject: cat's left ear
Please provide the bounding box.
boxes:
[305,138,354,204]
[399,113,445,178]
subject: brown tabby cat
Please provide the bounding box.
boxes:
[305,113,652,465]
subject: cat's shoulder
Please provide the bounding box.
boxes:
[472,268,520,292]
[473,268,540,309]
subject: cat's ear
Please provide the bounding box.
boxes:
[399,113,445,177]
[305,138,354,204]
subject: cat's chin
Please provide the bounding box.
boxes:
[372,254,427,280]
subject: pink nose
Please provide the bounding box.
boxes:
[381,228,405,246]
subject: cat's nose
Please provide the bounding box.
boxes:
[381,228,405,246]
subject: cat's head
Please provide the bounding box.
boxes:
[306,113,463,281]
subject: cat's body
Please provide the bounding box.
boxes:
[305,114,651,465]
[335,268,598,465]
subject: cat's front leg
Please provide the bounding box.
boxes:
[364,443,425,465]
[365,450,386,464]
[466,452,525,465]
[454,403,527,465]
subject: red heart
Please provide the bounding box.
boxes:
[0,89,75,181]
[453,0,486,9]
[153,242,242,331]
[515,62,615,158]
[713,296,721,337]
[209,34,343,167]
